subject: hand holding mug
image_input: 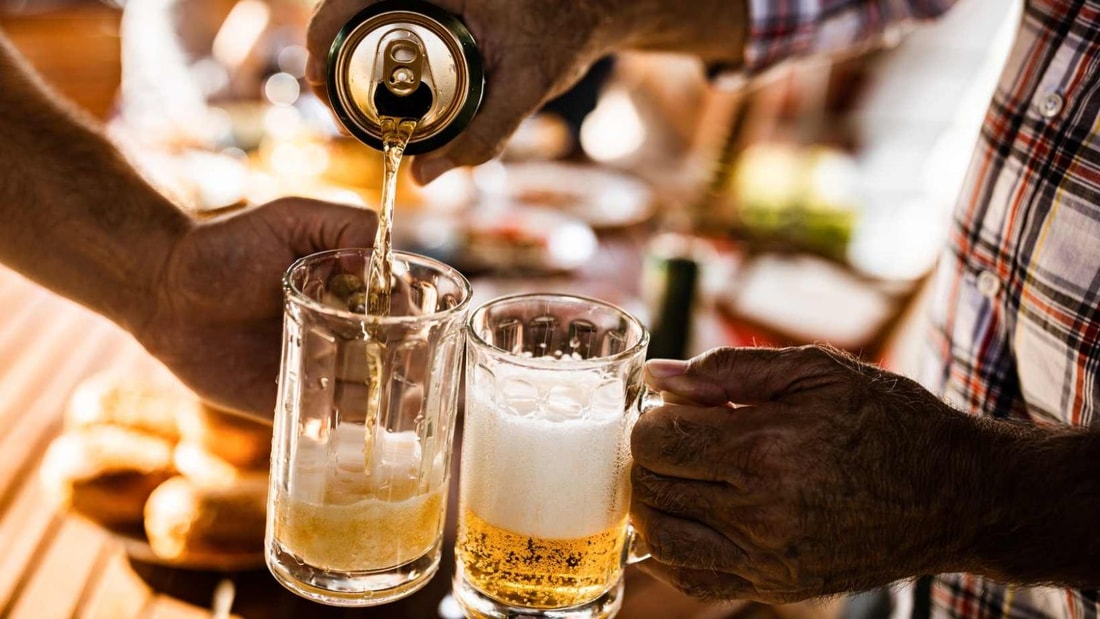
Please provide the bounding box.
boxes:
[630,346,984,603]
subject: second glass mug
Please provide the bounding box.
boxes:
[266,248,471,606]
[455,293,652,619]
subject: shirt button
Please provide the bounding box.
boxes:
[977,270,1001,298]
[1040,91,1064,118]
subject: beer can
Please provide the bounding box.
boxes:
[327,0,484,154]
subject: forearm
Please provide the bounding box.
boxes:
[962,419,1100,588]
[607,0,957,74]
[831,376,1100,590]
[610,0,747,64]
[0,31,191,333]
[915,403,1100,588]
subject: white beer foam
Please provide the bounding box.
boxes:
[290,424,441,504]
[462,364,632,539]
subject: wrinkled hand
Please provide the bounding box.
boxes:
[306,0,621,184]
[136,198,377,418]
[630,346,983,603]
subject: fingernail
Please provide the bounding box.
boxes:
[414,157,454,185]
[646,359,687,378]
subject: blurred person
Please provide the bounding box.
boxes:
[0,30,377,418]
[304,1,1100,619]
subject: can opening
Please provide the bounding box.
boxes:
[327,0,485,154]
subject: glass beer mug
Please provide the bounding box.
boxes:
[266,249,471,606]
[455,293,651,618]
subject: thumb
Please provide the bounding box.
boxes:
[645,346,820,406]
[265,197,378,256]
[305,0,365,97]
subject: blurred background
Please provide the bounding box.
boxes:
[0,0,1019,617]
[0,0,1020,370]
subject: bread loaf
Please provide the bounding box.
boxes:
[64,370,198,442]
[40,426,176,528]
[143,475,268,564]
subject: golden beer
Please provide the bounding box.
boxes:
[457,293,649,618]
[272,425,449,572]
[458,363,634,611]
[458,509,629,609]
[275,487,444,572]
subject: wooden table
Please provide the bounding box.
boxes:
[0,2,122,122]
[0,261,748,619]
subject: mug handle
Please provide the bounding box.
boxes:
[637,386,663,415]
[625,526,651,564]
[625,387,663,565]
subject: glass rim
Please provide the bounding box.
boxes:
[283,248,473,325]
[467,292,650,367]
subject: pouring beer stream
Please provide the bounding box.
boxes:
[265,0,484,608]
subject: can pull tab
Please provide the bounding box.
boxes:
[373,33,434,119]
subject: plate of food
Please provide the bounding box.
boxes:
[395,204,599,275]
[497,162,656,230]
[40,370,271,571]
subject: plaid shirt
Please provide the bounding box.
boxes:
[745,0,1100,618]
